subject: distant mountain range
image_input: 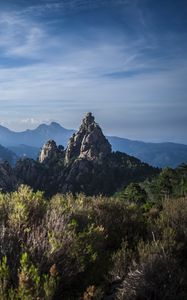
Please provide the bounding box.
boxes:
[0,122,187,168]
[108,137,187,168]
[0,144,17,165]
[0,122,74,147]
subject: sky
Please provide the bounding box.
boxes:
[0,0,187,143]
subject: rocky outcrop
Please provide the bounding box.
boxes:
[15,158,44,190]
[60,151,159,196]
[39,140,64,163]
[65,112,111,164]
[15,157,64,197]
[58,113,159,195]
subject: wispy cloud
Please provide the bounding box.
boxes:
[18,0,132,17]
[0,1,186,142]
[0,13,53,60]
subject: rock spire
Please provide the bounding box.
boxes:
[65,112,111,164]
[39,140,64,163]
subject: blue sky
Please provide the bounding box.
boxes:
[0,0,187,143]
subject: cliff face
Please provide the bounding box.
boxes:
[0,113,159,196]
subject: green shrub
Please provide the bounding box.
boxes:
[0,256,10,299]
[0,184,187,299]
[117,183,147,205]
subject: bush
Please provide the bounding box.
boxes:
[117,183,147,205]
[0,253,59,300]
[0,184,187,299]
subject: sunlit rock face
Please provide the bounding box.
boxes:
[65,112,112,164]
[39,140,62,163]
[39,140,58,163]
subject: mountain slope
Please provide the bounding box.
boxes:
[0,144,17,165]
[108,136,187,168]
[8,145,40,160]
[0,122,187,168]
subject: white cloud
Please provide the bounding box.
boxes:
[7,27,45,58]
[20,118,42,125]
[0,12,51,59]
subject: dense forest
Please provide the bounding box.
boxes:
[0,164,187,299]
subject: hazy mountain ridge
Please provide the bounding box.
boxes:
[0,144,17,165]
[0,122,74,147]
[8,144,40,160]
[108,136,187,168]
[0,122,187,168]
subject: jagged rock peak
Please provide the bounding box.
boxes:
[65,112,112,163]
[39,139,59,163]
[82,112,95,127]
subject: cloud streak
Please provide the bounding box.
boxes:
[18,0,132,17]
[0,1,187,143]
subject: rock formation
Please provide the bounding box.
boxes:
[65,112,111,164]
[57,113,158,195]
[39,140,64,163]
[0,113,159,196]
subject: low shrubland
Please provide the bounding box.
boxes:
[0,165,187,299]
